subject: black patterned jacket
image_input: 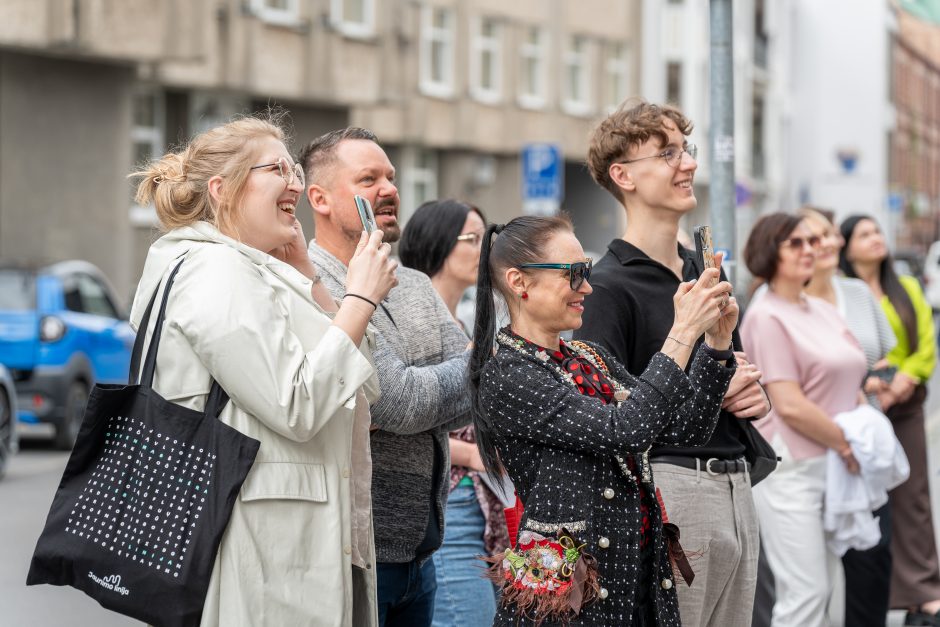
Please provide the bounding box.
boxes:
[481,338,735,626]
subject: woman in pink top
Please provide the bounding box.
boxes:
[740,213,868,627]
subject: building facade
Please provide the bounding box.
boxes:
[639,0,777,279]
[891,8,940,251]
[0,0,642,298]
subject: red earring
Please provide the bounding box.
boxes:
[521,292,528,300]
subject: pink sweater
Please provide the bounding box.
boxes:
[741,291,867,460]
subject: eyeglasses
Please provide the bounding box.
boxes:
[456,231,485,246]
[519,259,593,291]
[781,235,822,250]
[249,157,305,189]
[618,144,698,168]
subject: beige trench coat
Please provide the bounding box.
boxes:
[130,222,379,627]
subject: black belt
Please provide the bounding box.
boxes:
[652,456,750,475]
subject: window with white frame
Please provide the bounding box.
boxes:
[420,5,456,98]
[330,0,375,38]
[605,42,630,111]
[518,26,547,108]
[251,0,300,27]
[562,35,592,115]
[129,89,165,226]
[470,17,502,103]
[400,147,439,222]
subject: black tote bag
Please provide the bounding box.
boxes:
[27,258,261,627]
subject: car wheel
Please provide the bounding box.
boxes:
[53,381,88,451]
[0,389,11,479]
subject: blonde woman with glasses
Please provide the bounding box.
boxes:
[130,115,397,626]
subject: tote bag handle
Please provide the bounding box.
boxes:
[128,258,230,418]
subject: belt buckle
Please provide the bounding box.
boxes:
[705,457,721,476]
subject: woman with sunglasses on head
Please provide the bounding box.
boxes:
[469,215,737,626]
[130,116,397,626]
[739,213,870,627]
[840,215,940,627]
[398,199,510,627]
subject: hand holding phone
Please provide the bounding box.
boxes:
[355,195,377,234]
[867,366,898,382]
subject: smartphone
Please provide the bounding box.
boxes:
[354,195,377,234]
[694,225,717,272]
[867,366,898,382]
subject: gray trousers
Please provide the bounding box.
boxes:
[652,461,760,627]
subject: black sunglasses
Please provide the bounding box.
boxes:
[518,259,593,291]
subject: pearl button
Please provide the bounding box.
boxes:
[603,488,615,500]
[598,587,609,599]
[661,578,673,590]
[343,545,352,555]
[342,468,350,478]
[598,536,610,549]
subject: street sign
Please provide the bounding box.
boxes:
[521,143,563,216]
[887,192,904,214]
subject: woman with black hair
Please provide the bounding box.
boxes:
[840,214,940,626]
[399,199,509,627]
[468,214,738,626]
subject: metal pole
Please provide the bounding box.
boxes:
[709,0,736,284]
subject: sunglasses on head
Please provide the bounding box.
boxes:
[781,235,821,250]
[518,259,593,291]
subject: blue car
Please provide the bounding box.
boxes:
[0,261,135,449]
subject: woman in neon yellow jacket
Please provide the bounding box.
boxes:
[840,214,939,627]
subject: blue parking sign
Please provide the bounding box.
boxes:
[522,144,563,215]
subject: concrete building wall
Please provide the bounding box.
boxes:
[0,52,137,301]
[0,0,643,296]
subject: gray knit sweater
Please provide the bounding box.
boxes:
[309,241,472,563]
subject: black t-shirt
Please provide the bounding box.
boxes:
[573,238,746,460]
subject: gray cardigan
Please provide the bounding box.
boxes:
[309,241,471,563]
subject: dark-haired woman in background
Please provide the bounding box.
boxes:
[399,199,509,627]
[469,214,737,626]
[840,214,940,626]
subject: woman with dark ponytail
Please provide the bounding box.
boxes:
[840,214,940,626]
[468,215,738,626]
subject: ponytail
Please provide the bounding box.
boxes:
[469,222,506,479]
[467,215,572,482]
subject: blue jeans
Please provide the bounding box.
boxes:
[432,484,498,627]
[377,558,437,627]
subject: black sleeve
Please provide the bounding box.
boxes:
[574,280,634,367]
[589,341,735,448]
[480,351,697,457]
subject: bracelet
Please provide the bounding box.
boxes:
[667,336,693,348]
[343,293,378,309]
[701,343,734,361]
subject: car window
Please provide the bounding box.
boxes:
[0,270,35,311]
[76,274,120,319]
